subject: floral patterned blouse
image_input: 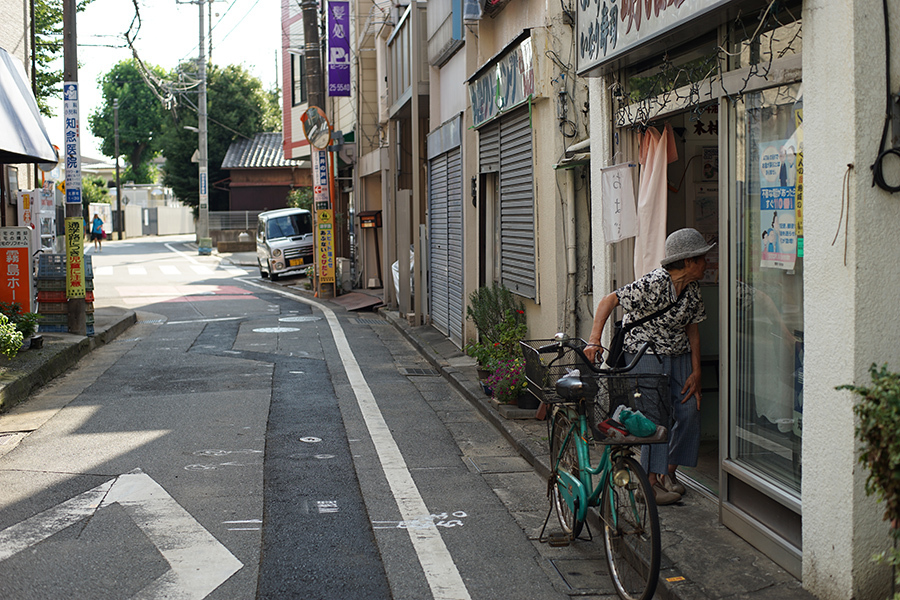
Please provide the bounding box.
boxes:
[615,268,707,356]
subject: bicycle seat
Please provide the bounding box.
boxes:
[555,370,598,401]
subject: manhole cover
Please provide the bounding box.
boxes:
[252,327,300,333]
[399,367,440,377]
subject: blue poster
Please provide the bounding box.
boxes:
[758,140,797,270]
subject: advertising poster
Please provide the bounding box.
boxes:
[758,139,797,270]
[0,228,32,309]
[327,1,350,97]
[65,217,86,298]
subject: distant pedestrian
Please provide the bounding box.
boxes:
[91,214,104,251]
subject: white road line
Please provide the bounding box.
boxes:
[128,266,147,276]
[160,265,181,275]
[95,266,113,276]
[0,470,242,599]
[191,265,214,275]
[224,268,247,276]
[164,242,201,265]
[243,279,471,600]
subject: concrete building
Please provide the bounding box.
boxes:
[582,0,896,597]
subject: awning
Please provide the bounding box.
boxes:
[0,47,58,165]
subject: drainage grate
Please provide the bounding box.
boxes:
[398,367,440,377]
[355,318,387,326]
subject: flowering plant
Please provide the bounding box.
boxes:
[464,307,528,370]
[485,357,527,403]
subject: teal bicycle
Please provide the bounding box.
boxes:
[521,335,672,600]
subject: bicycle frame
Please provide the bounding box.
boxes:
[552,403,618,525]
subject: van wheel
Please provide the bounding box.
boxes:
[258,260,269,279]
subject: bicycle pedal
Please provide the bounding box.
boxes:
[547,532,571,547]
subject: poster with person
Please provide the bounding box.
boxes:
[758,140,797,270]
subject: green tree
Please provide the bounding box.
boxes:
[88,60,166,183]
[33,0,93,117]
[81,174,109,205]
[286,187,313,210]
[160,63,277,211]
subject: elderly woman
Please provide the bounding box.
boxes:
[583,228,714,505]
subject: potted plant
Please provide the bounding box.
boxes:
[0,313,23,359]
[465,284,527,374]
[485,357,528,405]
[838,365,900,593]
[0,302,39,351]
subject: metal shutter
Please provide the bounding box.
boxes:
[428,147,464,346]
[498,108,535,298]
[445,147,463,346]
[479,119,500,173]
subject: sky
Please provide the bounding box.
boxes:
[47,0,283,160]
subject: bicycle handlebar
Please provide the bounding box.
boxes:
[535,336,659,374]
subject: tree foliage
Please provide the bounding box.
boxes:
[81,174,109,205]
[287,187,313,210]
[160,63,280,211]
[33,0,94,118]
[88,60,166,183]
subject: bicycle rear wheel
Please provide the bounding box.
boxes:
[549,407,584,539]
[601,456,660,600]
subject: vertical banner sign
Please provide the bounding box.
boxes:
[0,228,32,310]
[64,217,86,298]
[600,163,638,243]
[794,108,804,257]
[63,82,82,205]
[17,191,40,252]
[327,1,351,97]
[199,166,209,210]
[758,140,797,270]
[311,149,335,283]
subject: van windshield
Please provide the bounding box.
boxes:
[266,213,312,239]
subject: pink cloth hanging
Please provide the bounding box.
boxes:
[634,123,678,277]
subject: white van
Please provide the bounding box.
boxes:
[256,208,314,280]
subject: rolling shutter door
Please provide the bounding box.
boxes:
[428,147,464,346]
[498,108,535,298]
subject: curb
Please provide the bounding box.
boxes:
[0,308,137,413]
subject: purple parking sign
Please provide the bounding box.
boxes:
[327,1,350,97]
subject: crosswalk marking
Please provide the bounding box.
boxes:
[93,264,249,278]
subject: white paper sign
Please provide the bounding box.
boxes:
[601,163,638,243]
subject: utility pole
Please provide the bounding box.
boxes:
[300,0,324,108]
[197,0,210,254]
[63,0,86,334]
[114,98,121,240]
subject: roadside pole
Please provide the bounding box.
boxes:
[63,0,86,335]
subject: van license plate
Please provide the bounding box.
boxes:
[288,258,307,267]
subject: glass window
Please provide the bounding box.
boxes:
[291,54,307,107]
[266,213,312,239]
[731,82,804,495]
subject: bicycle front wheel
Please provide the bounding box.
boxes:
[601,456,660,600]
[549,407,584,539]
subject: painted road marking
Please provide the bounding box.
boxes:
[0,469,241,599]
[373,511,468,530]
[160,265,181,275]
[128,266,148,276]
[243,279,473,600]
[252,327,300,333]
[191,265,214,275]
[95,265,113,276]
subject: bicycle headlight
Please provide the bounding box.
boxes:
[613,468,631,487]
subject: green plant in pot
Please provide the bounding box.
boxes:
[838,364,900,596]
[465,284,527,373]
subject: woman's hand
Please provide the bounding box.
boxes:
[584,343,604,364]
[681,370,702,409]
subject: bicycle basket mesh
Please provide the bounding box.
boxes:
[520,339,593,403]
[591,373,672,442]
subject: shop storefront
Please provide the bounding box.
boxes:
[582,0,806,578]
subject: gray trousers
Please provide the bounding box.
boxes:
[624,352,701,475]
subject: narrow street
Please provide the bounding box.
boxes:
[0,236,613,599]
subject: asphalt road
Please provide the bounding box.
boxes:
[0,236,603,599]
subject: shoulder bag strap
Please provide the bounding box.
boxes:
[622,286,689,333]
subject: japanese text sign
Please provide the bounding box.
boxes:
[317,210,335,284]
[63,82,82,205]
[468,37,535,127]
[600,163,637,243]
[327,1,351,97]
[0,228,32,310]
[65,217,86,298]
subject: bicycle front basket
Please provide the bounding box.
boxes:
[591,373,672,444]
[520,339,592,404]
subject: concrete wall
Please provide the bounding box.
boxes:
[157,207,195,236]
[0,1,28,61]
[802,0,897,597]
